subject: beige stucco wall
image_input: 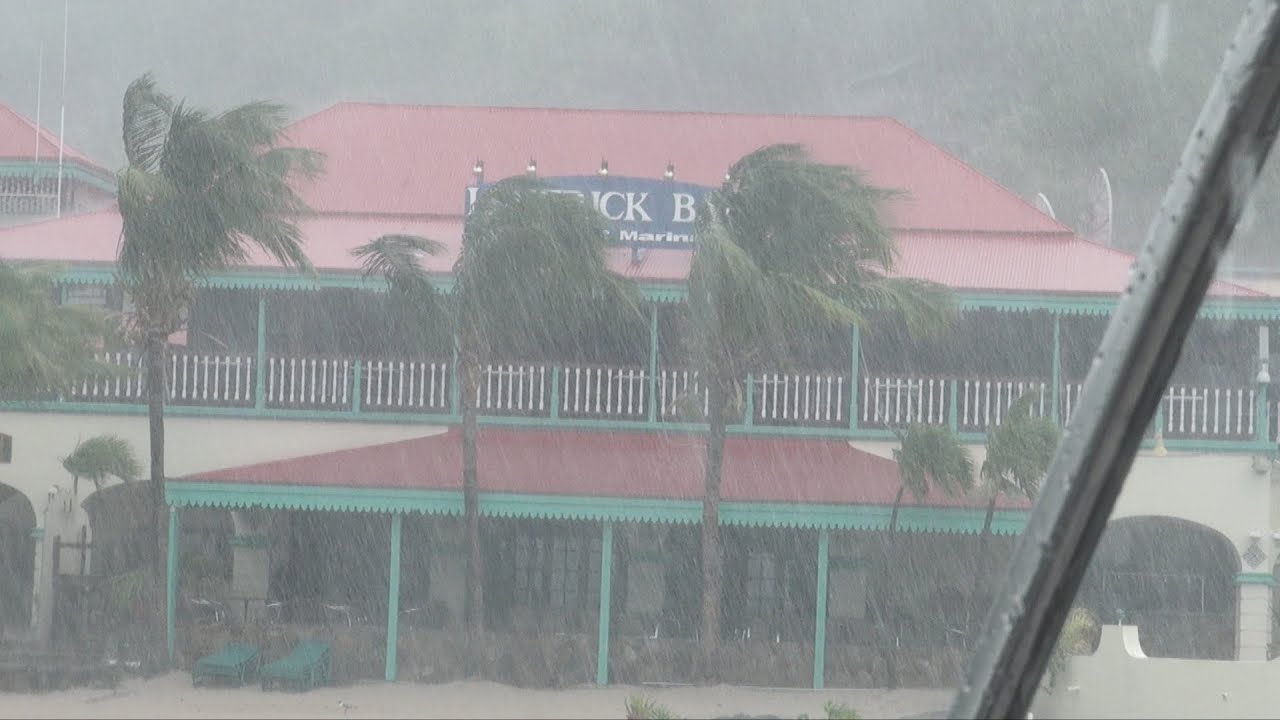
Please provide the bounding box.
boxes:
[0,410,443,642]
[1032,624,1280,719]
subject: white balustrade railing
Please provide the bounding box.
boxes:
[560,366,647,418]
[266,357,351,408]
[757,372,845,426]
[48,354,1274,443]
[474,364,548,415]
[168,353,255,405]
[363,359,449,411]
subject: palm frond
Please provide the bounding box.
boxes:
[892,424,975,501]
[62,435,141,484]
[121,73,174,173]
[982,393,1060,500]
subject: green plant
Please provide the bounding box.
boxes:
[625,694,677,720]
[823,700,861,720]
[1044,606,1100,693]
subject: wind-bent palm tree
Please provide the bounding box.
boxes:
[63,434,142,495]
[354,176,641,658]
[876,423,974,687]
[687,144,955,680]
[115,73,323,573]
[0,262,112,400]
[967,393,1059,631]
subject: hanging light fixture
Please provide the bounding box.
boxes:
[526,158,537,176]
[473,159,484,185]
[599,159,609,177]
[664,162,675,180]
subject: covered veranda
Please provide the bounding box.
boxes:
[162,427,1029,687]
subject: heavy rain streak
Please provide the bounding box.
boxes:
[0,2,1276,719]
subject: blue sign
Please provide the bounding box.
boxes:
[465,176,714,248]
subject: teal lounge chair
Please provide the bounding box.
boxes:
[260,639,331,691]
[192,642,260,687]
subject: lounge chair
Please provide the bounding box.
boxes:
[260,639,331,691]
[192,642,260,687]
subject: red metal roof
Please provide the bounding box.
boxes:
[0,104,107,174]
[284,104,1069,234]
[185,427,1024,510]
[0,206,1263,298]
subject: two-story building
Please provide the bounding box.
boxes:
[0,103,1277,688]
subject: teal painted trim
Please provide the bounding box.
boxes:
[648,305,659,423]
[9,399,1276,453]
[166,481,463,515]
[0,160,116,193]
[947,380,959,432]
[228,534,269,548]
[638,283,687,303]
[166,506,180,667]
[813,527,829,690]
[849,326,860,431]
[720,501,1028,534]
[352,361,363,413]
[385,513,403,682]
[596,521,614,686]
[550,367,561,420]
[1236,572,1277,586]
[254,295,267,410]
[479,493,701,524]
[957,292,1280,320]
[1051,316,1062,423]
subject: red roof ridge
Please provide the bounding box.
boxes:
[882,118,1076,235]
[0,104,108,174]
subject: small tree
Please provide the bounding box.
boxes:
[62,434,142,494]
[872,423,973,687]
[969,393,1060,632]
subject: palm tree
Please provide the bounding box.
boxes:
[967,392,1059,631]
[354,176,641,657]
[115,73,323,574]
[0,262,113,400]
[63,434,142,495]
[687,144,955,680]
[874,423,974,687]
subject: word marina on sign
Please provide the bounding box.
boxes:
[465,176,714,248]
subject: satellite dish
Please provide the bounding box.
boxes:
[1034,192,1056,219]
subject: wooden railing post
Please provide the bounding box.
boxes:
[948,379,959,433]
[352,360,363,413]
[744,374,755,426]
[550,366,561,419]
[648,305,659,424]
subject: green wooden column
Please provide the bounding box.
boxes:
[254,294,267,409]
[1256,324,1271,444]
[1050,314,1062,423]
[648,304,659,423]
[596,520,615,686]
[450,338,461,417]
[385,513,403,682]
[813,527,830,689]
[849,326,861,430]
[166,505,181,666]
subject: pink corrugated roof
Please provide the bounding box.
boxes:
[0,104,106,172]
[283,104,1070,234]
[186,427,1025,510]
[0,207,1264,298]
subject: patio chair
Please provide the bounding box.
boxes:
[192,642,260,687]
[260,638,331,691]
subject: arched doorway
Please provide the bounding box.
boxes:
[1077,515,1239,659]
[0,483,36,634]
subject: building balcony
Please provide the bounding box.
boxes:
[7,350,1273,454]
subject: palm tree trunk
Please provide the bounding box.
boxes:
[145,331,167,577]
[967,496,998,637]
[699,370,730,683]
[869,486,905,689]
[459,343,484,669]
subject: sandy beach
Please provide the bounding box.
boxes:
[0,674,954,719]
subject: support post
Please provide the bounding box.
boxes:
[254,294,267,409]
[450,339,461,417]
[813,527,830,689]
[352,360,363,413]
[744,374,755,426]
[849,326,861,430]
[550,366,561,419]
[648,304,659,424]
[948,379,959,433]
[1050,314,1062,423]
[166,505,181,666]
[596,520,614,686]
[1257,325,1271,443]
[385,513,403,682]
